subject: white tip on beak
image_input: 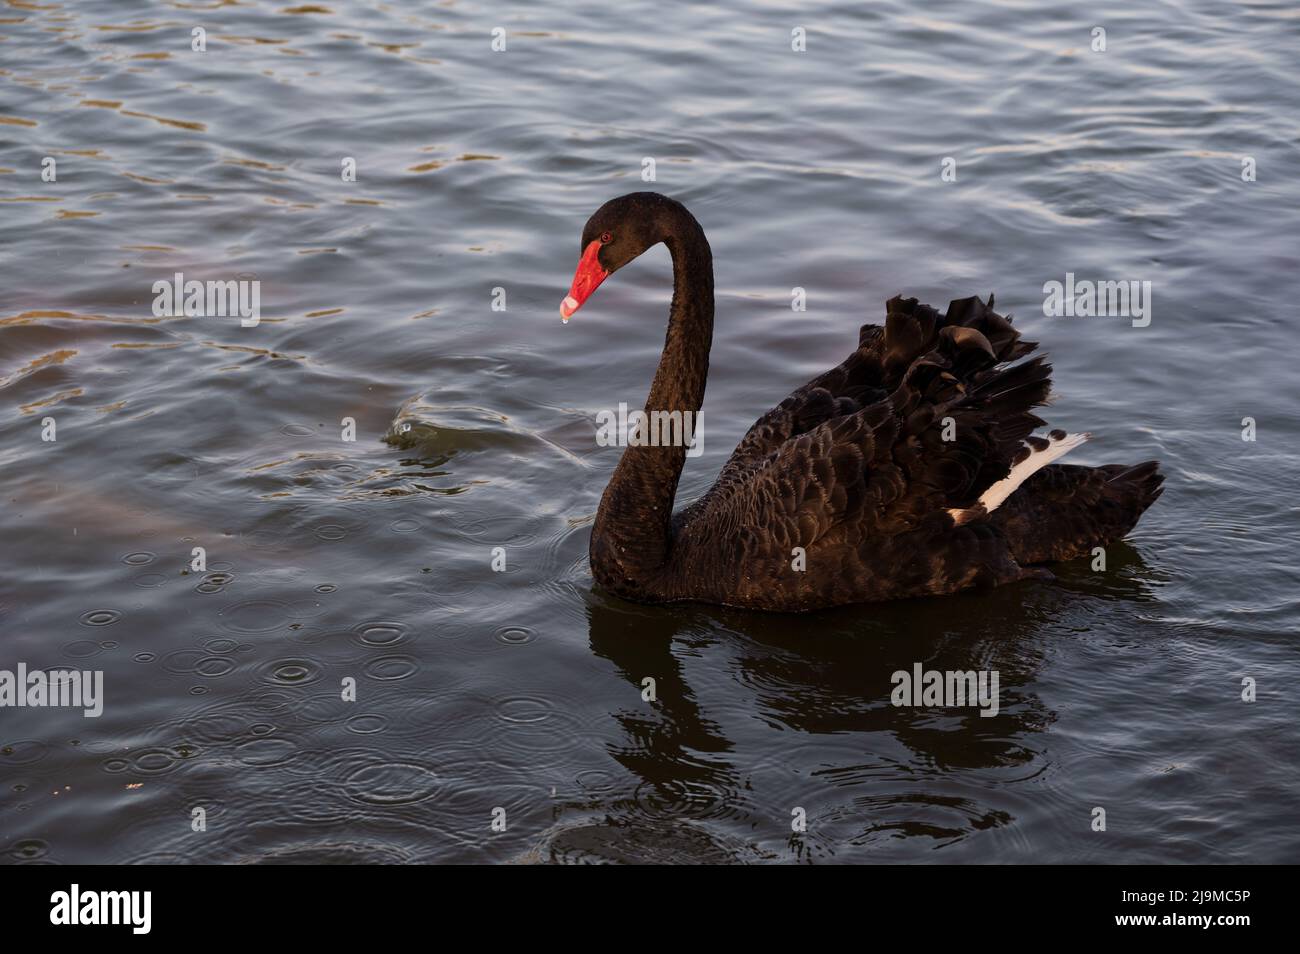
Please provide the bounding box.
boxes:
[560,295,579,322]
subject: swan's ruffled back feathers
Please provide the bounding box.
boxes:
[660,294,1161,608]
[681,294,1042,527]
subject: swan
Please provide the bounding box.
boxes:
[561,192,1163,611]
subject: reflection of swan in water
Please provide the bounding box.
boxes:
[523,542,1159,862]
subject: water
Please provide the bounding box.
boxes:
[2,0,1298,864]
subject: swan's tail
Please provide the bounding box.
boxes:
[989,460,1165,564]
[948,431,1089,525]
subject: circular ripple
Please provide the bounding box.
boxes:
[204,637,239,654]
[362,655,419,681]
[131,746,197,776]
[345,713,389,734]
[430,619,476,641]
[353,620,408,647]
[132,573,168,588]
[315,583,337,594]
[79,609,121,627]
[133,652,156,663]
[631,775,751,822]
[62,639,103,658]
[218,600,290,634]
[121,551,155,566]
[281,423,315,437]
[234,737,298,767]
[479,696,594,760]
[496,695,555,724]
[294,693,351,726]
[456,510,539,546]
[390,518,422,533]
[343,761,441,805]
[494,626,536,646]
[7,839,49,861]
[167,690,297,747]
[195,656,236,677]
[204,571,235,585]
[314,524,348,541]
[1,741,51,765]
[262,658,322,686]
[162,650,206,674]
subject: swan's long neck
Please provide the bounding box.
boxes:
[591,216,713,592]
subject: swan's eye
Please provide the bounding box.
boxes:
[600,232,612,244]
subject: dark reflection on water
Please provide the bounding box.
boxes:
[3,0,1300,863]
[576,550,1156,862]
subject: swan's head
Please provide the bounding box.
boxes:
[560,192,680,322]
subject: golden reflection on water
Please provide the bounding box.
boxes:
[0,349,77,389]
[118,109,206,131]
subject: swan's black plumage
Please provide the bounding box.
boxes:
[568,192,1163,611]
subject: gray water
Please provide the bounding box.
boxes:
[2,0,1298,864]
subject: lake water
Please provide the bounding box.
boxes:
[2,0,1298,863]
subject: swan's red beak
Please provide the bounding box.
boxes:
[560,240,608,322]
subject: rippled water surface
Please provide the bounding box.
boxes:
[3,0,1299,863]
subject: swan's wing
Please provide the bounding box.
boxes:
[715,357,884,475]
[673,351,887,528]
[681,328,1055,548]
[685,294,1037,522]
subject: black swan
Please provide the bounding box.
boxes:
[561,192,1163,611]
